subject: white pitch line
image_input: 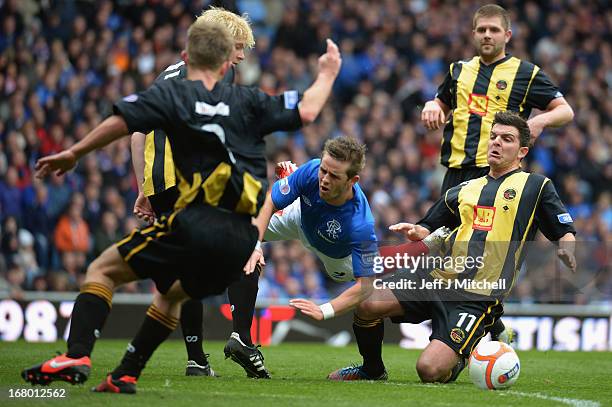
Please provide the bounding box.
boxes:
[505,391,600,407]
[382,383,601,407]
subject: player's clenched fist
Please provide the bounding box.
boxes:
[318,38,342,78]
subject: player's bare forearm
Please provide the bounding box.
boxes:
[71,115,130,160]
[528,98,574,141]
[557,232,576,272]
[298,73,336,124]
[329,277,374,316]
[531,103,574,128]
[254,191,277,241]
[433,98,451,116]
[131,132,147,193]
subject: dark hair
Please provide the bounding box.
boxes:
[322,136,366,178]
[492,111,531,147]
[473,4,511,31]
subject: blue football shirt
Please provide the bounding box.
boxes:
[271,159,377,278]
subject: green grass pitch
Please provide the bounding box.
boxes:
[1,340,610,406]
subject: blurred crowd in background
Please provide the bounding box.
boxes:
[0,0,610,304]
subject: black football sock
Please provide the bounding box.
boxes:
[353,314,385,377]
[227,266,260,346]
[490,319,506,340]
[111,304,178,379]
[180,298,208,365]
[66,282,113,358]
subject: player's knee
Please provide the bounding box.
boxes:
[84,256,112,286]
[416,358,447,383]
[355,300,381,320]
[84,247,133,289]
[164,281,189,303]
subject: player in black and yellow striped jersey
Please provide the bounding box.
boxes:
[130,7,255,378]
[326,112,576,384]
[24,20,342,392]
[421,3,574,346]
[132,7,248,222]
[421,4,574,192]
[129,7,270,379]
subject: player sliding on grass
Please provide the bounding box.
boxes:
[21,19,342,394]
[295,112,576,383]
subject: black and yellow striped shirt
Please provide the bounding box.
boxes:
[115,74,303,216]
[437,55,562,169]
[142,62,235,197]
[418,169,575,297]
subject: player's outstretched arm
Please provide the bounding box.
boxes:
[298,39,342,124]
[388,223,431,241]
[35,115,129,178]
[290,277,374,321]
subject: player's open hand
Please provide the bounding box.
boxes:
[34,150,77,178]
[389,223,431,241]
[421,101,446,130]
[243,245,265,275]
[289,298,323,321]
[318,39,342,78]
[275,161,298,178]
[557,248,576,273]
[133,193,156,224]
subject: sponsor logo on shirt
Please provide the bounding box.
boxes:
[473,205,496,231]
[468,93,489,116]
[301,195,312,206]
[557,213,573,224]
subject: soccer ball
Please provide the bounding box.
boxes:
[468,341,520,390]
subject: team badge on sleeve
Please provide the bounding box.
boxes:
[557,213,573,224]
[284,90,299,109]
[450,328,465,343]
[279,178,290,195]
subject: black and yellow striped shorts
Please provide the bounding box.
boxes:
[116,203,258,299]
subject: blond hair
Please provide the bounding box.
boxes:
[197,7,255,49]
[186,20,233,70]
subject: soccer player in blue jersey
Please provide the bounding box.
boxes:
[259,136,378,307]
[238,137,448,380]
